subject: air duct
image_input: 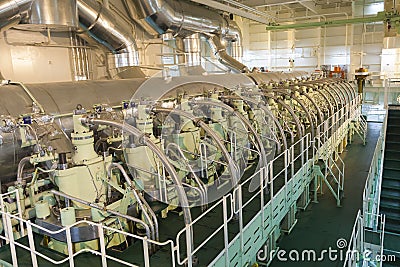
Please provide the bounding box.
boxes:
[207,34,248,73]
[175,33,207,75]
[0,0,143,79]
[27,0,78,30]
[224,20,243,62]
[0,0,78,31]
[77,0,144,78]
[132,0,248,73]
[0,0,32,31]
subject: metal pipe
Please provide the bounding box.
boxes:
[152,107,240,187]
[223,20,243,61]
[260,93,304,138]
[268,89,316,137]
[265,12,386,31]
[291,87,327,122]
[121,0,158,36]
[81,118,192,227]
[0,0,33,30]
[190,99,267,169]
[207,34,249,73]
[313,86,335,116]
[182,182,205,207]
[108,162,157,242]
[229,95,287,152]
[263,94,303,137]
[17,156,31,183]
[9,81,45,113]
[137,193,159,242]
[77,0,140,69]
[133,0,248,72]
[275,98,304,137]
[50,190,151,240]
[165,142,207,209]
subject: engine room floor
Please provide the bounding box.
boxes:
[270,122,383,267]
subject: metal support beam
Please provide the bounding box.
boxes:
[297,1,320,15]
[266,11,393,30]
[189,0,276,24]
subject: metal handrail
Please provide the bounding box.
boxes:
[0,204,176,267]
[362,133,384,228]
[376,109,388,217]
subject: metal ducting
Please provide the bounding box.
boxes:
[0,0,32,31]
[1,0,78,31]
[0,0,143,78]
[224,20,243,62]
[132,0,249,72]
[26,0,78,30]
[207,34,248,73]
[175,33,207,75]
[133,0,227,36]
[77,0,143,78]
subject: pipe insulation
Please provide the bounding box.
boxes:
[0,0,32,30]
[77,0,140,69]
[132,0,249,72]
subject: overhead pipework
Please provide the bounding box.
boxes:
[21,0,78,31]
[77,0,144,78]
[0,0,143,79]
[223,19,243,62]
[0,0,78,32]
[265,11,400,31]
[0,0,33,31]
[132,0,249,73]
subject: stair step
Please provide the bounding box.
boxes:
[381,189,400,200]
[388,111,400,116]
[380,199,400,211]
[384,153,400,162]
[384,222,400,234]
[383,232,400,252]
[380,210,400,221]
[386,125,400,131]
[385,142,400,151]
[383,175,400,182]
[382,179,400,188]
[383,168,400,178]
[386,134,400,142]
[384,157,400,165]
[388,118,400,121]
[383,160,400,171]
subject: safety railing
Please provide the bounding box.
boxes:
[315,94,362,159]
[343,211,386,267]
[0,199,176,267]
[175,193,235,266]
[362,133,384,229]
[312,142,345,206]
[375,110,388,219]
[0,190,25,241]
[175,133,313,266]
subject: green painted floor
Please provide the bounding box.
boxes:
[270,122,383,267]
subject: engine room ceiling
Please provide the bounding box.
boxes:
[189,0,356,21]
